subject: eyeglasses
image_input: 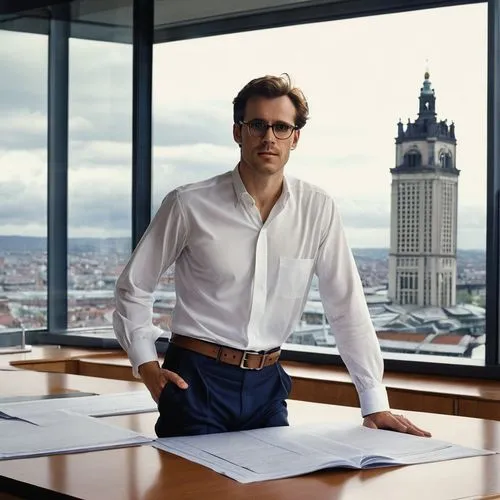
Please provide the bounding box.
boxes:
[239,119,298,140]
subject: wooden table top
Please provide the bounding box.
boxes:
[76,352,133,366]
[0,370,144,398]
[1,346,117,368]
[0,399,499,500]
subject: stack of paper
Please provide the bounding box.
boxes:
[0,410,152,460]
[153,423,496,483]
[0,391,156,425]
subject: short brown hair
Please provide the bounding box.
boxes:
[233,74,309,129]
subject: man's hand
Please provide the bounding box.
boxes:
[363,411,431,437]
[138,360,188,403]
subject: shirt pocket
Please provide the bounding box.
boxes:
[276,257,315,299]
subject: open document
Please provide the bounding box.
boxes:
[0,410,152,460]
[0,391,157,425]
[153,423,496,483]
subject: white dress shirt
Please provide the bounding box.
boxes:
[113,166,390,416]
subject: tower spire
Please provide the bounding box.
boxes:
[418,69,436,118]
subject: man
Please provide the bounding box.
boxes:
[113,74,430,438]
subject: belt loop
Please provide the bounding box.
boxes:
[215,346,223,363]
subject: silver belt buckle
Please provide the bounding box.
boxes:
[240,350,266,370]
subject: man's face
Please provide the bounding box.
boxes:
[233,95,300,177]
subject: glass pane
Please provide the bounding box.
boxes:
[67,11,133,332]
[152,3,487,364]
[0,30,48,334]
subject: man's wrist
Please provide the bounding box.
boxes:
[138,360,160,377]
[128,338,161,378]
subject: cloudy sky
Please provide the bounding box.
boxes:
[0,3,487,248]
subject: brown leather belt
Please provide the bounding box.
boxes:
[169,334,281,370]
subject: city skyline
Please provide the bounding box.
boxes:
[0,3,487,248]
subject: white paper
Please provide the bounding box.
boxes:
[153,423,496,483]
[0,391,156,425]
[0,410,152,460]
[0,418,38,434]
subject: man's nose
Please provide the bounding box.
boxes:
[262,126,275,142]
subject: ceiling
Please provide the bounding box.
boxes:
[0,0,479,43]
[76,0,343,28]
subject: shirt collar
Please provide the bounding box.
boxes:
[231,164,291,207]
[231,165,249,207]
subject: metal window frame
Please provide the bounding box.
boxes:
[485,0,500,365]
[47,4,69,332]
[154,0,484,43]
[132,0,153,250]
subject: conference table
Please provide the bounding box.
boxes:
[0,369,499,499]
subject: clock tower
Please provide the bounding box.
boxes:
[388,72,459,307]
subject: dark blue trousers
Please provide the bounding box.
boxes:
[155,343,292,438]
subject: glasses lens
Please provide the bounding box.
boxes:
[273,123,293,139]
[248,120,267,137]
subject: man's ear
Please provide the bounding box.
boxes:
[233,123,242,146]
[291,129,300,150]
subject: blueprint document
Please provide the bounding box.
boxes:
[0,410,152,460]
[0,391,157,425]
[153,423,496,483]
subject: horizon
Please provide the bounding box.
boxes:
[0,234,487,252]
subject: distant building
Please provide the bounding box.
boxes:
[292,293,485,357]
[388,71,459,307]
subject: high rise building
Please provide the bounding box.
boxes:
[388,72,459,307]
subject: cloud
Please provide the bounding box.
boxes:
[0,148,46,231]
[0,95,230,154]
[154,113,232,147]
[68,166,131,236]
[69,140,131,168]
[0,111,46,149]
[339,202,390,229]
[0,33,47,115]
[0,179,45,225]
[457,206,486,230]
[152,146,237,210]
[154,142,236,166]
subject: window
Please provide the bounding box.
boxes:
[404,150,422,167]
[153,3,487,364]
[0,0,133,339]
[440,151,453,168]
[0,30,48,334]
[67,37,133,330]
